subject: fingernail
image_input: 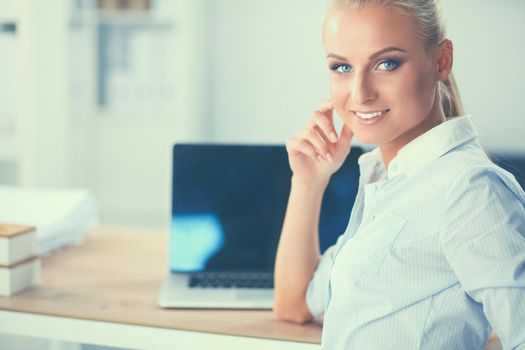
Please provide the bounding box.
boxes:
[326,153,333,162]
[329,133,338,142]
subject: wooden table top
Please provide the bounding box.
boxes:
[0,226,322,344]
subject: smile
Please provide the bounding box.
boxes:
[353,109,389,124]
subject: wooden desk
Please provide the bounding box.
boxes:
[0,227,322,349]
[0,226,503,350]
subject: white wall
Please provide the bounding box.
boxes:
[206,0,331,144]
[442,0,525,151]
[206,0,525,151]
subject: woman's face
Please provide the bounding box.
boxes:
[324,5,446,151]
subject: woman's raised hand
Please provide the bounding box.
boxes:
[286,101,354,186]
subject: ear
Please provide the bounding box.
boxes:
[436,39,453,81]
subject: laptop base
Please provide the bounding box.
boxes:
[158,273,274,309]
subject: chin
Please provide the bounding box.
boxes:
[352,131,384,145]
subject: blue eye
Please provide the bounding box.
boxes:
[331,63,352,74]
[377,59,401,71]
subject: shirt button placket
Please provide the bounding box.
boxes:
[367,184,379,223]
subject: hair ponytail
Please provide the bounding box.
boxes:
[440,73,464,119]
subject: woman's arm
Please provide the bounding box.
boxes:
[273,101,353,323]
[440,167,525,348]
[273,177,329,323]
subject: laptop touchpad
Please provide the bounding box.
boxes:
[235,291,273,300]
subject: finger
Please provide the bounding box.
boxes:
[337,123,354,150]
[286,137,323,162]
[312,110,338,144]
[319,100,334,112]
[299,128,330,161]
[314,125,329,143]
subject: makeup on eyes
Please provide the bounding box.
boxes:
[375,58,403,71]
[329,62,352,73]
[328,56,404,73]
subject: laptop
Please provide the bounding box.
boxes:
[158,143,363,309]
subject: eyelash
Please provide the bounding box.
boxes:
[330,59,402,74]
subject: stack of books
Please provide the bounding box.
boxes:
[0,224,40,296]
[0,186,98,255]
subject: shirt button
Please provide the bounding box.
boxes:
[370,185,377,193]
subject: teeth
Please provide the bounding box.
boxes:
[356,110,386,119]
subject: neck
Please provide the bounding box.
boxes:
[379,102,446,169]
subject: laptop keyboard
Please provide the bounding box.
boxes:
[188,272,274,289]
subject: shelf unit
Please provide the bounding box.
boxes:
[1,0,207,228]
[66,0,208,227]
[0,0,71,187]
[0,4,19,184]
[68,0,176,117]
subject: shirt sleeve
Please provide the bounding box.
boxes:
[305,232,347,321]
[440,166,525,349]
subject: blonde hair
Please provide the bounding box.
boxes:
[327,0,464,118]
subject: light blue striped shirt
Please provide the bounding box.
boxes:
[306,116,525,349]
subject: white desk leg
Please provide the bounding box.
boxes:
[0,333,82,350]
[49,340,82,350]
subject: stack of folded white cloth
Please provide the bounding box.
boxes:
[0,186,98,255]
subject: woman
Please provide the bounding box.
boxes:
[273,0,525,348]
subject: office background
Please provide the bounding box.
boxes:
[0,0,524,349]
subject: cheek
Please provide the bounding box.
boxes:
[393,69,436,113]
[414,73,437,113]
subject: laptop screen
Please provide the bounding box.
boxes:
[169,144,363,273]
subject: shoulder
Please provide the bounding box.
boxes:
[437,146,525,252]
[433,143,525,203]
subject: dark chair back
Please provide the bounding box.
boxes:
[490,152,525,192]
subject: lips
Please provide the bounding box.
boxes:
[353,109,389,125]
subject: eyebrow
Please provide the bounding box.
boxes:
[326,46,407,62]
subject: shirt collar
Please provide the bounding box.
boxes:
[358,146,387,183]
[391,115,479,177]
[358,115,479,179]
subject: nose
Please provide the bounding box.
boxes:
[351,72,377,105]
